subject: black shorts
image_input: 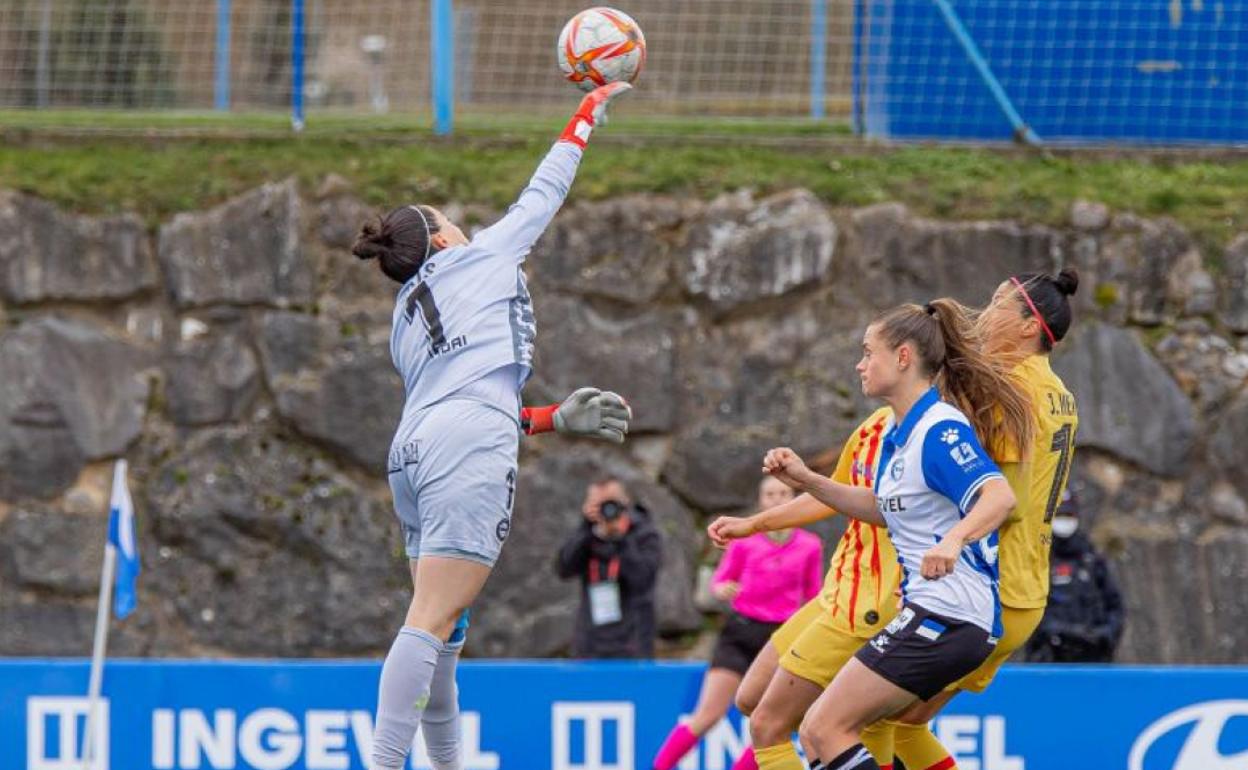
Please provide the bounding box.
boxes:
[854,602,995,700]
[710,612,781,675]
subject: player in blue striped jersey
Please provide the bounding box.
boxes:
[351,82,631,770]
[759,300,1034,770]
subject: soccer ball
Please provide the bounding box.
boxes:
[557,7,646,92]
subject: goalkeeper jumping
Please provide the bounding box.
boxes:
[350,82,632,770]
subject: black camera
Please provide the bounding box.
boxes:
[598,500,628,521]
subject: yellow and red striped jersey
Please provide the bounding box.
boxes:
[998,354,1079,609]
[817,407,902,639]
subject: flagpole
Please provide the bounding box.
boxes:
[82,525,118,769]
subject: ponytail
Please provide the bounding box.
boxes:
[928,298,1035,459]
[874,301,1035,460]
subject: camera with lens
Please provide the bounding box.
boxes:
[598,500,628,521]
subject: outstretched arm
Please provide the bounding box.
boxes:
[763,447,882,525]
[521,388,631,443]
[706,494,835,548]
[473,82,631,263]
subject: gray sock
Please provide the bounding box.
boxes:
[372,626,444,770]
[422,640,464,770]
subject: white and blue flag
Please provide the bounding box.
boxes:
[106,459,140,619]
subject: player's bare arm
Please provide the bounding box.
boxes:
[707,494,832,548]
[763,447,881,525]
[920,477,1015,579]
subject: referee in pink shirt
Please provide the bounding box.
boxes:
[651,477,824,770]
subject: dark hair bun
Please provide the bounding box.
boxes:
[351,218,390,262]
[1054,267,1079,296]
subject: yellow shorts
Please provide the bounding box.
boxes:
[773,599,869,689]
[770,597,823,655]
[952,605,1045,693]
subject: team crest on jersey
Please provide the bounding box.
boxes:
[941,427,961,445]
[890,458,905,481]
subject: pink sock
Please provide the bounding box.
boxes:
[653,723,700,770]
[731,746,758,770]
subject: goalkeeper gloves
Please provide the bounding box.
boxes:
[522,388,632,444]
[559,82,632,148]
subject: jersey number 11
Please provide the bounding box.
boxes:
[1043,423,1076,523]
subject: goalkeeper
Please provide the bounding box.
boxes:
[351,82,632,770]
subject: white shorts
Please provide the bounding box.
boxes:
[388,397,519,566]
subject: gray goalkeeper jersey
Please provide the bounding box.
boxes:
[389,141,582,433]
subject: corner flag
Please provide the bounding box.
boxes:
[106,459,140,619]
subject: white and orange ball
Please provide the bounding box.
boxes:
[557,7,646,92]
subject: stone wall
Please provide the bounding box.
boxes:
[0,184,1245,662]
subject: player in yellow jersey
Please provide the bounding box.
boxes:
[881,268,1080,770]
[708,407,904,770]
[707,268,1080,770]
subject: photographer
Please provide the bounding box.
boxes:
[556,475,663,658]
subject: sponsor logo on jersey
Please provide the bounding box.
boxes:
[951,442,980,467]
[878,496,907,514]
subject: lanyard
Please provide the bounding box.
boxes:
[589,556,621,584]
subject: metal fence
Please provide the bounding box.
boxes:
[1,1,1245,144]
[0,0,854,121]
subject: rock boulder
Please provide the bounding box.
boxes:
[682,190,837,315]
[852,203,1060,307]
[144,428,408,655]
[1053,322,1196,476]
[0,192,156,304]
[0,318,149,498]
[159,180,313,309]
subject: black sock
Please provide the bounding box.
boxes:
[817,743,881,770]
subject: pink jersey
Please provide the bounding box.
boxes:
[712,530,824,623]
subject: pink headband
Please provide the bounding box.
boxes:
[1010,276,1057,346]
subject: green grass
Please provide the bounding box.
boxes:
[1,110,1247,250]
[0,108,852,141]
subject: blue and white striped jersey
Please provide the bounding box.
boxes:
[388,142,582,432]
[874,387,1005,636]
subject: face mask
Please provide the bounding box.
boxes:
[1051,516,1079,538]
